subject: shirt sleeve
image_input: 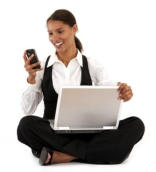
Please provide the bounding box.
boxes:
[87,57,117,86]
[21,58,46,115]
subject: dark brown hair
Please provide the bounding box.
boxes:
[47,9,83,52]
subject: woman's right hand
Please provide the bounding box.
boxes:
[23,50,43,84]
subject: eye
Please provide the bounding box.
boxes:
[49,32,53,36]
[58,30,64,34]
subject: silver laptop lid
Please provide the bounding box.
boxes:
[53,86,122,130]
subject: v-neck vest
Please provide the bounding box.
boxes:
[41,55,92,119]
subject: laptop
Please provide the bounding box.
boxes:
[49,86,122,134]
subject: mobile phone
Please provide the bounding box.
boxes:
[26,49,41,69]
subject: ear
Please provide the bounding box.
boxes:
[72,24,78,34]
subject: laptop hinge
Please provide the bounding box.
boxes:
[58,127,70,130]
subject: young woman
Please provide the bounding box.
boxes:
[17,9,145,165]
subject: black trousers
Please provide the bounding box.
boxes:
[17,115,145,164]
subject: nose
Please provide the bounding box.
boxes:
[50,33,59,44]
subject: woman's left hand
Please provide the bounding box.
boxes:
[117,82,133,102]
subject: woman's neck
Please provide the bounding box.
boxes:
[56,45,78,67]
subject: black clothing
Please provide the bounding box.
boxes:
[17,55,145,164]
[17,115,145,164]
[41,55,92,119]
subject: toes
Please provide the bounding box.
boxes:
[45,153,51,164]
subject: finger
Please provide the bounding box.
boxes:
[28,67,43,74]
[122,89,132,96]
[25,54,35,66]
[120,83,128,91]
[30,61,41,68]
[118,83,127,92]
[119,95,127,101]
[23,50,27,63]
[34,68,43,72]
[26,54,34,64]
[118,83,124,90]
[127,91,133,99]
[25,62,42,72]
[27,54,34,62]
[120,86,131,95]
[123,96,131,102]
[124,91,132,99]
[120,92,132,101]
[26,66,40,73]
[117,82,121,86]
[25,65,32,72]
[118,90,125,99]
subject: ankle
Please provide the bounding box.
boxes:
[52,151,77,163]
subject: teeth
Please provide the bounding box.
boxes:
[55,42,63,46]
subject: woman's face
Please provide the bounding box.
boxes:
[47,20,77,53]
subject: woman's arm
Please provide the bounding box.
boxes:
[87,56,115,86]
[21,51,46,115]
[21,71,44,115]
[87,57,133,102]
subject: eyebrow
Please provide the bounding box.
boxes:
[48,27,64,32]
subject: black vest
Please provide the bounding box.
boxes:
[41,55,92,119]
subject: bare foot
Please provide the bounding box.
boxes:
[45,151,78,164]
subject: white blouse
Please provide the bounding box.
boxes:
[21,50,116,115]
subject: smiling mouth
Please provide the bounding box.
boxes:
[54,42,63,48]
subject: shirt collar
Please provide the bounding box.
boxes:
[47,49,83,67]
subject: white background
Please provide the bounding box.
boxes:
[0,0,156,171]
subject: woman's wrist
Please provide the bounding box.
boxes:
[27,75,36,84]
